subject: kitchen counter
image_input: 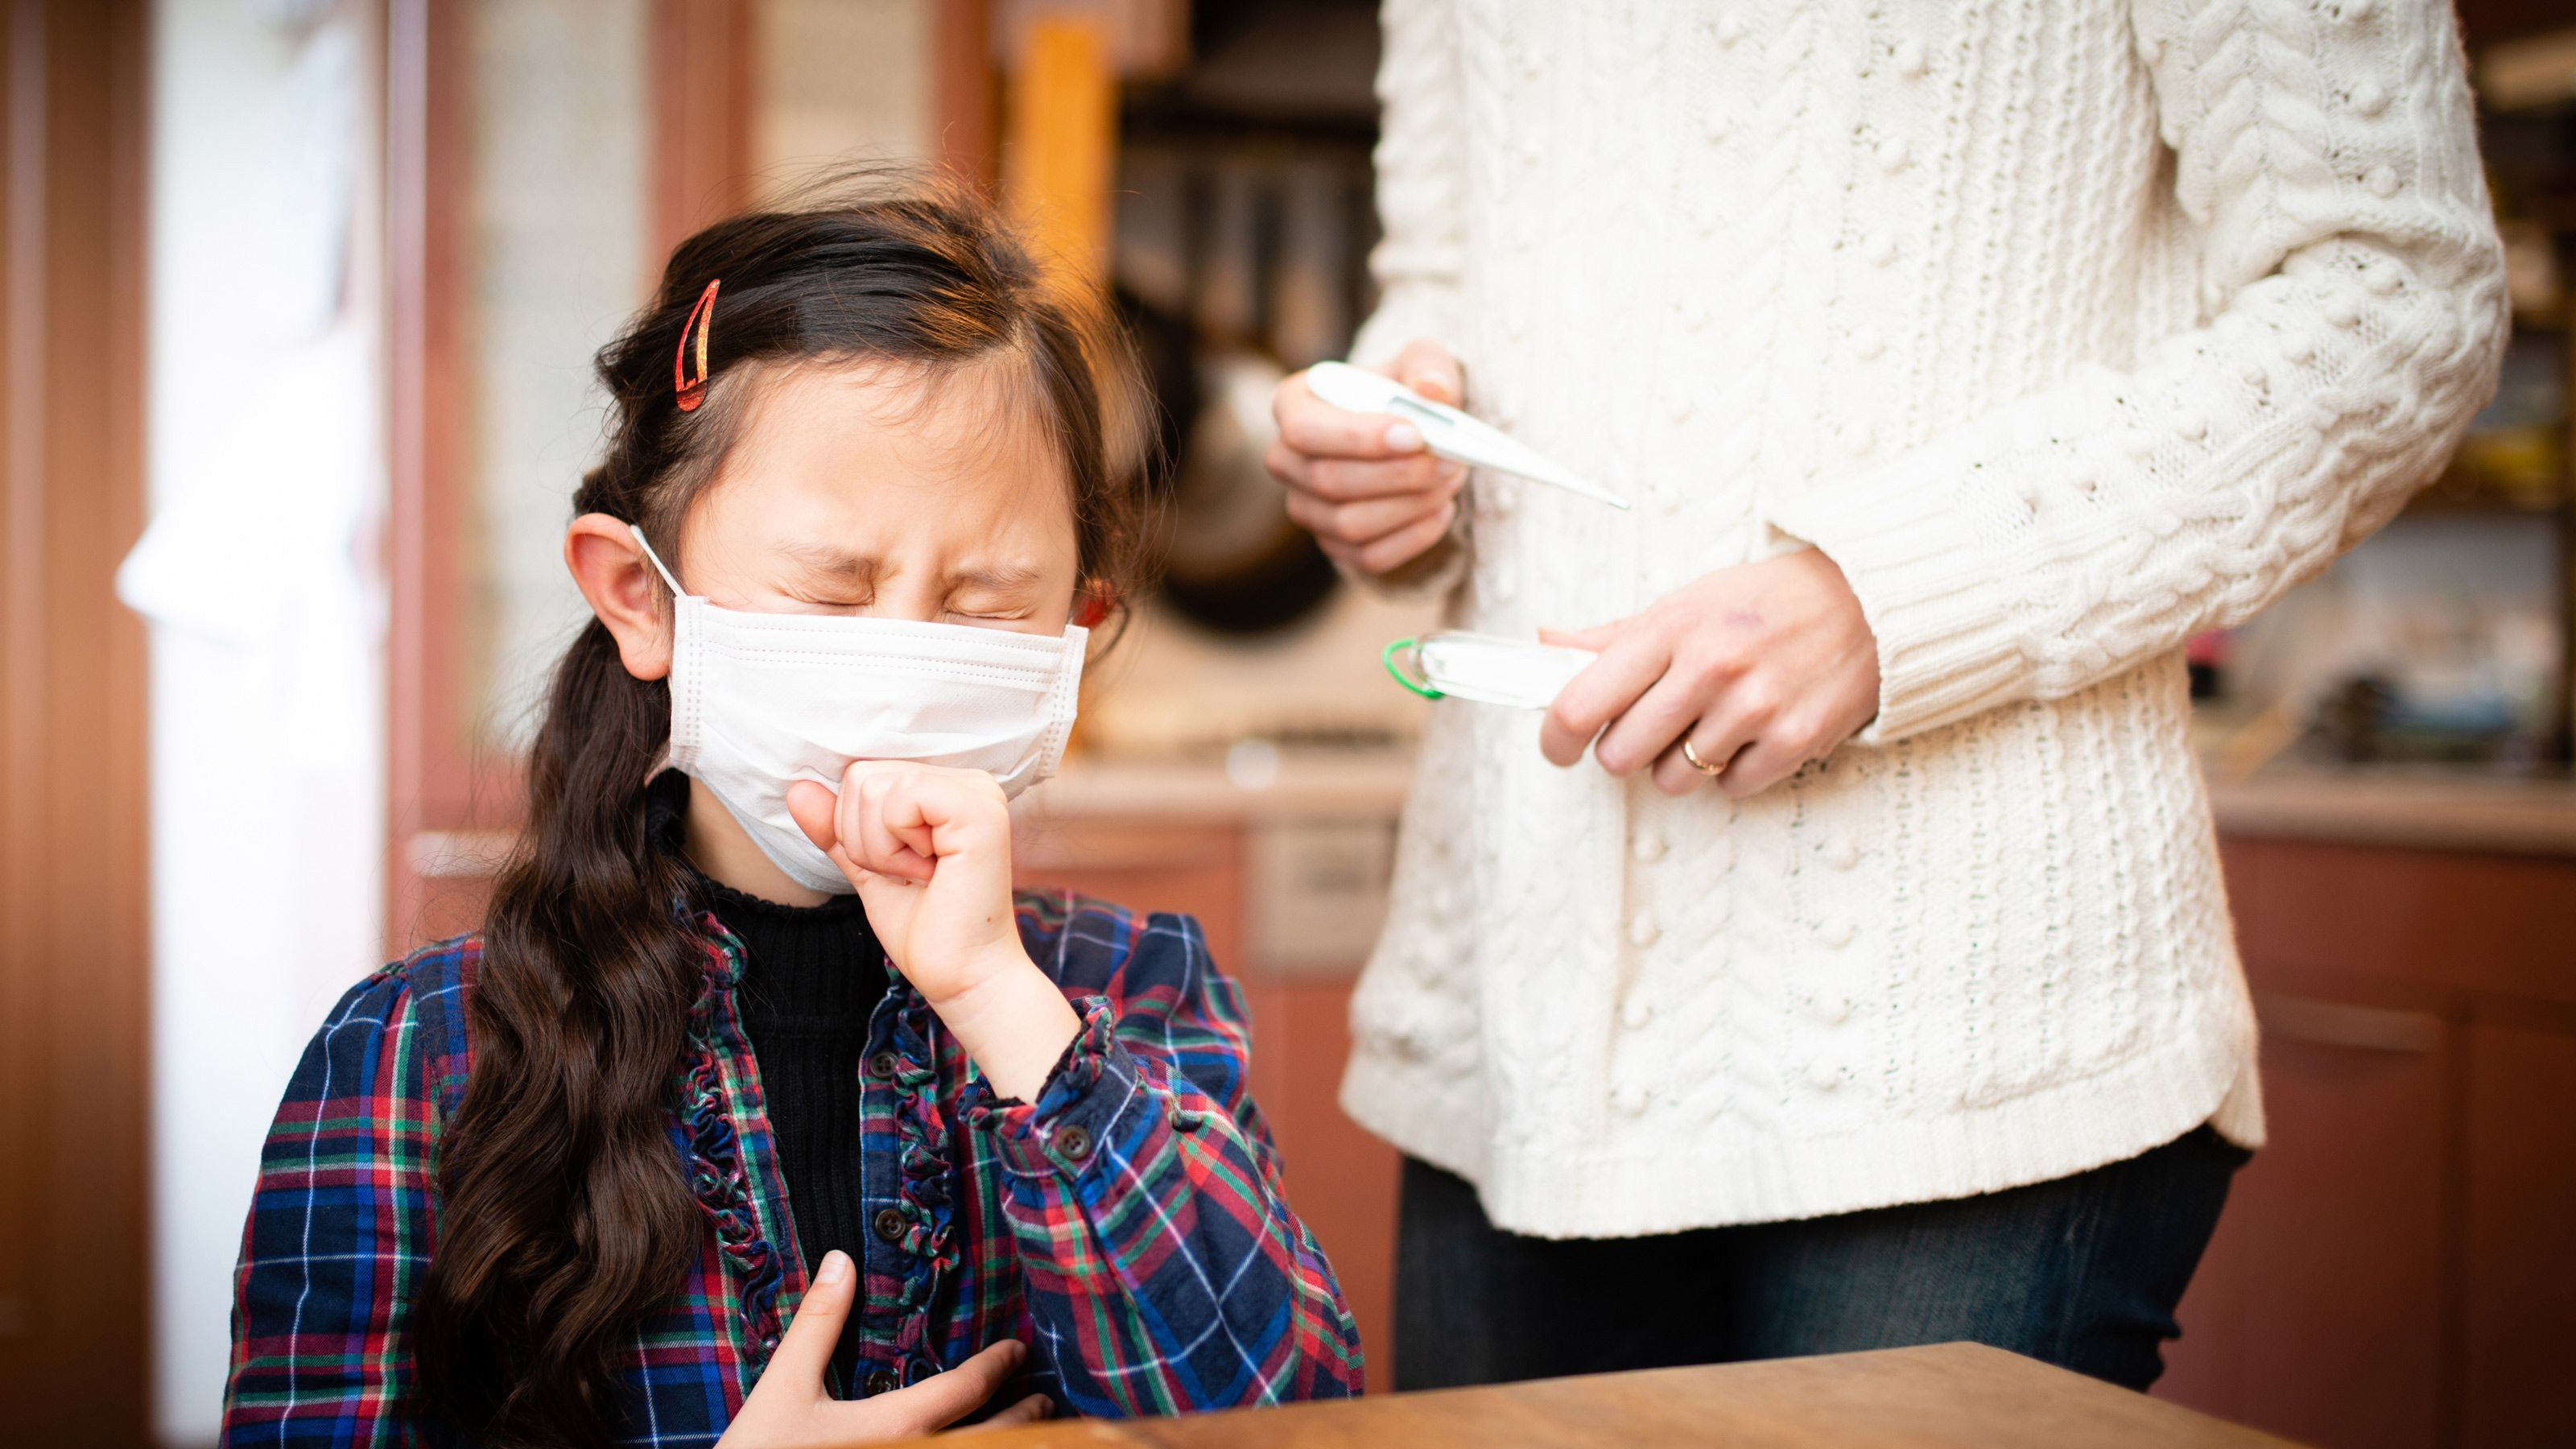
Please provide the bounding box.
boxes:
[1030,747,2576,858]
[2204,766,2576,857]
[1017,749,1416,824]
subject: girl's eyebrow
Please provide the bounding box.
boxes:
[945,562,1046,593]
[779,542,879,586]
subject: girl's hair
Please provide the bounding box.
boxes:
[411,175,1149,1446]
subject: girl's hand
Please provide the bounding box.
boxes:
[1539,549,1881,799]
[1267,339,1470,575]
[786,762,1018,999]
[785,762,1080,1100]
[715,1251,1053,1447]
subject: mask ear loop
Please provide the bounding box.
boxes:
[1381,637,1445,700]
[628,522,688,597]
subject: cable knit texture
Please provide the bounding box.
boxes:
[1340,0,2507,1237]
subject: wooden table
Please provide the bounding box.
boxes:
[952,1344,2297,1447]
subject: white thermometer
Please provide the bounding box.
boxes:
[1384,631,1600,710]
[1305,361,1631,510]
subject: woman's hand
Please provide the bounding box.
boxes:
[786,764,1080,1100]
[1539,549,1882,798]
[716,1251,1053,1446]
[1266,339,1469,575]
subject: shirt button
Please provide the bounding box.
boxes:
[1633,831,1666,863]
[1824,835,1861,870]
[865,1369,899,1396]
[1622,996,1655,1029]
[1714,13,1744,45]
[1613,1083,1649,1115]
[1861,232,1897,266]
[1875,135,1912,172]
[1818,918,1856,948]
[1815,993,1855,1026]
[873,1207,908,1245]
[1850,326,1885,361]
[867,1051,900,1080]
[1629,913,1661,947]
[2365,165,2400,198]
[2351,80,2389,117]
[1808,1059,1843,1092]
[1055,1123,1094,1162]
[1842,423,1876,457]
[1893,39,1928,77]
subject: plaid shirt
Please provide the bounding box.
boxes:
[223,892,1364,1446]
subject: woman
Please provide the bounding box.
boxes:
[1267,0,2505,1389]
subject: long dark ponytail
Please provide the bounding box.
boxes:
[411,175,1149,1446]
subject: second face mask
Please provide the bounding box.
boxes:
[634,524,1087,895]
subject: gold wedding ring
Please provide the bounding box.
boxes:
[1682,738,1727,776]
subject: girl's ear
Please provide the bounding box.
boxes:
[565,512,674,681]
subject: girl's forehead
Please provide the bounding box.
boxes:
[699,359,1075,551]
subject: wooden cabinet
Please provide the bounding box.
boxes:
[2462,1023,2576,1448]
[2156,836,2576,1449]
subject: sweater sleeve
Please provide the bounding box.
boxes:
[1766,0,2509,745]
[972,915,1365,1414]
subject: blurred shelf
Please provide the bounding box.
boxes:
[2406,466,2568,516]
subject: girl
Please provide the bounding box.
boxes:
[223,182,1364,1447]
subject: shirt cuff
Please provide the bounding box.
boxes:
[966,997,1164,1181]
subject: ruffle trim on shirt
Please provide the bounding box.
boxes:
[680,910,786,1359]
[886,991,961,1320]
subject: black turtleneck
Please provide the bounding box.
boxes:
[647,771,886,1384]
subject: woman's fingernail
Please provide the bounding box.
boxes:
[1385,422,1424,452]
[818,1250,849,1285]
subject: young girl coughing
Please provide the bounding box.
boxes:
[222,184,1364,1447]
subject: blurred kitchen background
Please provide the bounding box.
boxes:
[3,2,2572,1445]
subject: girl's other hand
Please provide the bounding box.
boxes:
[1539,549,1882,799]
[786,763,1080,1100]
[714,1251,1052,1447]
[1267,338,1469,575]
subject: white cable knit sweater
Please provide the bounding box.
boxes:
[1340,0,2507,1237]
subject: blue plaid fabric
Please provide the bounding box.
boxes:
[222,891,1364,1446]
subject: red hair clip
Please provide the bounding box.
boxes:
[675,278,720,411]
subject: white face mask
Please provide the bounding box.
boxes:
[630,525,1087,895]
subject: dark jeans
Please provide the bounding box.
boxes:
[1395,1125,2248,1393]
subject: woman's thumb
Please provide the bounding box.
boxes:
[785,779,839,852]
[1393,340,1463,406]
[1540,622,1618,652]
[764,1249,855,1388]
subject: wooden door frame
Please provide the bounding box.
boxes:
[0,0,152,1441]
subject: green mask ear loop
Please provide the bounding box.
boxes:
[1381,637,1445,700]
